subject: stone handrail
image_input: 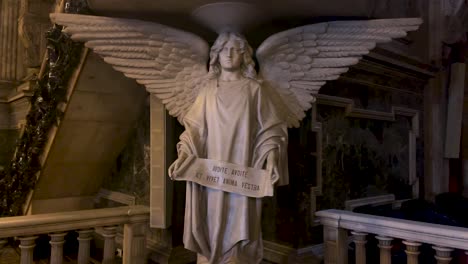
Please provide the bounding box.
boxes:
[0,205,150,264]
[316,209,468,264]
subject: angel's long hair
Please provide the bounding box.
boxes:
[208,32,257,80]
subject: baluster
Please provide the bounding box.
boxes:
[376,236,393,264]
[19,236,38,264]
[77,229,93,264]
[102,226,117,264]
[351,232,367,264]
[403,241,421,264]
[433,246,453,264]
[123,222,147,264]
[49,232,67,264]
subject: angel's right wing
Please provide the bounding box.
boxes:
[50,13,210,123]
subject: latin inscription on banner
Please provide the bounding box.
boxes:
[172,156,274,198]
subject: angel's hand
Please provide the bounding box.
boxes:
[168,152,189,180]
[266,149,280,184]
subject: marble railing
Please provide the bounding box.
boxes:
[0,205,149,264]
[316,209,468,264]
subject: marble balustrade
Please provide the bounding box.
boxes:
[0,205,149,264]
[316,209,468,264]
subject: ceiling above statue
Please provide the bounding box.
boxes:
[86,0,373,18]
[85,0,424,40]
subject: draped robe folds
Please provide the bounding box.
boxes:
[175,78,288,263]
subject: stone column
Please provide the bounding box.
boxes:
[424,0,450,201]
[77,229,93,264]
[433,246,453,264]
[102,226,117,264]
[444,63,466,158]
[123,222,147,264]
[49,232,67,264]
[0,0,20,80]
[351,232,367,264]
[149,94,173,229]
[149,95,190,263]
[18,236,38,264]
[403,241,421,264]
[425,72,450,199]
[376,236,393,264]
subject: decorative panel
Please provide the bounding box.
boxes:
[261,49,430,252]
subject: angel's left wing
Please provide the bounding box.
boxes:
[256,18,422,127]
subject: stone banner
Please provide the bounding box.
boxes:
[172,156,274,198]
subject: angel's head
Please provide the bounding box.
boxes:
[209,32,257,80]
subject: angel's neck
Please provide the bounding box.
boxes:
[219,70,242,82]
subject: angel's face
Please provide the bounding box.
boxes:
[218,39,243,72]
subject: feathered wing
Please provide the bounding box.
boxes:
[50,13,210,123]
[256,18,422,127]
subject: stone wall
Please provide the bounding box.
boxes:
[262,48,431,248]
[102,100,150,206]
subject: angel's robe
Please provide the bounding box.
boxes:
[176,77,288,263]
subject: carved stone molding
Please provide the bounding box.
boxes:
[94,188,136,206]
[18,0,54,70]
[344,49,433,95]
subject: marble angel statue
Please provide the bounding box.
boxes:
[51,12,421,264]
